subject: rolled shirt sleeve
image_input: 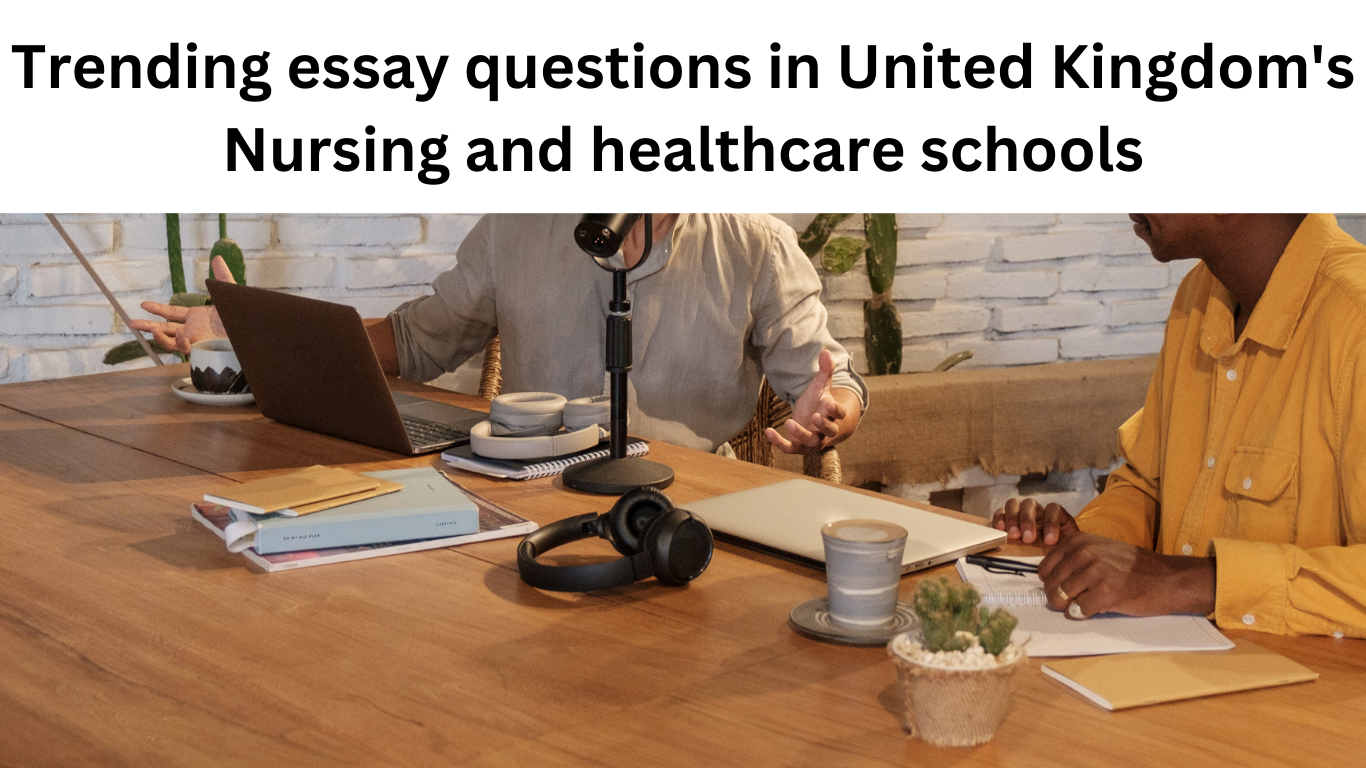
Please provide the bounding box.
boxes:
[389,216,499,384]
[749,221,868,412]
[1076,376,1163,549]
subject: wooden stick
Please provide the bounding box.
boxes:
[45,214,164,366]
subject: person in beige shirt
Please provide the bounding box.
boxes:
[133,213,866,456]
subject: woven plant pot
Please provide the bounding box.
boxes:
[887,635,1025,747]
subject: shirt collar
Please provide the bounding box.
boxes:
[1200,213,1335,356]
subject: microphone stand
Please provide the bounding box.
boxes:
[562,215,675,494]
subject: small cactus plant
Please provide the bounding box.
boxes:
[912,577,1018,657]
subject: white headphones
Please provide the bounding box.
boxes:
[469,392,612,460]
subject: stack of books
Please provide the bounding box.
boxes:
[191,465,536,572]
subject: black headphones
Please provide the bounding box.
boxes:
[517,488,714,592]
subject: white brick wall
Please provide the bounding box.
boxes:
[774,213,1366,375]
[2,266,19,296]
[2,213,1363,384]
[0,213,480,383]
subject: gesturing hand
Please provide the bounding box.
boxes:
[991,498,1079,546]
[765,349,858,455]
[129,256,235,355]
[1037,532,1216,618]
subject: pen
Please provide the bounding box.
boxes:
[965,554,1039,574]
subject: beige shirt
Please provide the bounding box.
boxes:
[390,213,866,452]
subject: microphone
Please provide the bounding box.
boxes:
[575,214,642,258]
[562,212,674,495]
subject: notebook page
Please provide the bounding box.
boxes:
[955,556,1048,605]
[954,556,1232,657]
[1011,606,1233,657]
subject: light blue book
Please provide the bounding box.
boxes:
[223,467,479,555]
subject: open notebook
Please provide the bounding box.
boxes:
[956,556,1233,657]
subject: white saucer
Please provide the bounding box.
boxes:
[171,377,255,406]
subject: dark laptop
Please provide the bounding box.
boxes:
[206,280,486,454]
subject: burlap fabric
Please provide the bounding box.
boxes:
[836,356,1155,487]
[887,644,1025,747]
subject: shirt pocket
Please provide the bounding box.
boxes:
[1223,446,1299,543]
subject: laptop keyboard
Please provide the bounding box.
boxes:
[401,416,469,449]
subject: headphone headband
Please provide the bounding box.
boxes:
[517,491,713,592]
[517,514,651,591]
[473,392,614,460]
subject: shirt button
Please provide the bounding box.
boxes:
[1226,369,1237,381]
[1243,478,1253,490]
[1242,613,1256,625]
[1181,544,1193,555]
[1207,456,1216,468]
[1334,631,1345,639]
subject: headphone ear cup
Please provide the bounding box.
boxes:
[641,509,714,586]
[605,487,674,556]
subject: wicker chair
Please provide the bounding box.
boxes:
[478,337,840,483]
[477,336,503,401]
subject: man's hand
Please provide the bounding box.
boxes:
[1037,532,1216,618]
[990,498,1079,546]
[766,349,862,455]
[129,256,234,355]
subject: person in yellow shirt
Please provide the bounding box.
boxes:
[991,213,1366,637]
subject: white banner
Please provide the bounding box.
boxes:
[2,0,1362,211]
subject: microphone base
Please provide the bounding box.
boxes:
[561,456,675,495]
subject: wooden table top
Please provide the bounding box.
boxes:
[1,365,1361,767]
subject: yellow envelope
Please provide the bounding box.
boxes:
[287,478,403,516]
[203,465,384,515]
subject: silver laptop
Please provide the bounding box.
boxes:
[685,479,1006,573]
[207,280,486,455]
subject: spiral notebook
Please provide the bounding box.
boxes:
[441,438,649,480]
[955,556,1233,657]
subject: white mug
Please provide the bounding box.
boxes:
[189,339,248,394]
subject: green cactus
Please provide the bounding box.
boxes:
[165,213,186,295]
[912,577,1017,657]
[801,214,976,377]
[210,213,247,285]
[798,213,854,257]
[102,339,155,365]
[800,213,903,375]
[820,237,867,275]
[978,606,1019,657]
[863,213,897,295]
[913,577,981,652]
[864,296,902,375]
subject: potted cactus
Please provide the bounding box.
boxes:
[887,577,1023,747]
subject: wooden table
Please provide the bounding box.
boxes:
[1,365,1361,767]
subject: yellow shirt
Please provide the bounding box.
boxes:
[1077,214,1366,637]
